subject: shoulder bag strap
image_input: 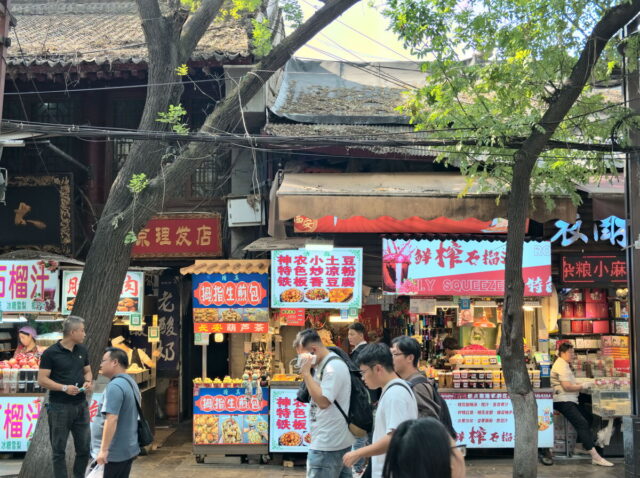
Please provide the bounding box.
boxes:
[114,376,143,417]
[318,356,349,423]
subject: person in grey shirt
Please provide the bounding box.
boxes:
[95,347,141,478]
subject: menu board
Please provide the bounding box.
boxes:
[193,387,269,446]
[271,248,363,309]
[269,387,311,453]
[441,391,553,448]
[62,270,143,316]
[0,396,43,451]
[0,260,59,313]
[192,272,269,334]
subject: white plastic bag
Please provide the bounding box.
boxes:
[85,463,104,478]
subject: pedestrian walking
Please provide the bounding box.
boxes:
[96,347,141,478]
[551,343,613,467]
[348,322,368,364]
[391,336,456,438]
[38,316,92,478]
[296,329,355,478]
[382,417,466,478]
[343,343,418,478]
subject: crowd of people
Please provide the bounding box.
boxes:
[36,316,141,478]
[295,325,465,478]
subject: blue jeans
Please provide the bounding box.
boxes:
[352,435,370,473]
[47,401,91,478]
[307,447,353,478]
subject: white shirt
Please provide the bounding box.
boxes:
[551,357,578,404]
[309,352,355,451]
[371,378,418,478]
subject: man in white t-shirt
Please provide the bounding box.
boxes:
[297,329,354,478]
[343,343,418,478]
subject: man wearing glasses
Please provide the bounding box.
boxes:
[343,343,418,478]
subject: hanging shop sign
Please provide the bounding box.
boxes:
[271,248,363,309]
[193,386,269,446]
[0,175,73,255]
[269,387,311,453]
[0,260,59,313]
[157,271,181,370]
[0,396,43,451]
[442,391,553,449]
[192,272,269,334]
[62,270,144,316]
[132,213,222,259]
[382,239,551,296]
[551,215,627,249]
[560,254,627,285]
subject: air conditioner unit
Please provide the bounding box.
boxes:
[227,196,265,227]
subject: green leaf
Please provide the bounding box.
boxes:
[124,231,138,245]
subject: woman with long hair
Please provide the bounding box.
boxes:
[382,417,465,478]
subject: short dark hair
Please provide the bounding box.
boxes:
[356,343,394,372]
[348,322,366,335]
[105,347,129,368]
[295,329,323,348]
[383,418,452,478]
[558,342,574,355]
[391,336,421,368]
[442,337,459,352]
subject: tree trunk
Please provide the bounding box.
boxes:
[497,2,640,476]
[19,1,360,476]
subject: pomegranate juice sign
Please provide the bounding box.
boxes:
[442,391,553,448]
[0,260,59,313]
[193,386,269,446]
[192,273,269,334]
[271,248,363,309]
[269,388,310,453]
[62,270,144,316]
[382,239,551,296]
[0,396,43,451]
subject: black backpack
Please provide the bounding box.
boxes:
[318,348,373,437]
[406,375,456,439]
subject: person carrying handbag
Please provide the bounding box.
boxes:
[95,348,143,478]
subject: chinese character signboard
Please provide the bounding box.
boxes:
[193,386,269,446]
[0,396,43,451]
[560,254,627,285]
[132,213,222,259]
[551,215,627,249]
[276,309,306,326]
[271,248,363,309]
[192,272,269,334]
[0,175,73,255]
[0,260,59,313]
[441,391,553,448]
[62,270,144,315]
[157,271,181,370]
[382,239,551,296]
[269,387,310,453]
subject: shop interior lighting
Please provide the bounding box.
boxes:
[304,240,334,251]
[2,315,28,323]
[35,315,63,322]
[214,333,224,343]
[475,300,498,308]
[522,300,542,311]
[328,312,355,323]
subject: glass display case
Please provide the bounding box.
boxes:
[591,389,631,417]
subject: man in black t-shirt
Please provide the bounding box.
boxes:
[38,316,93,478]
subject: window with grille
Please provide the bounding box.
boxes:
[188,151,231,199]
[111,99,144,175]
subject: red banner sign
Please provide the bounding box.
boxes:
[194,281,267,307]
[195,322,269,334]
[195,394,268,413]
[132,213,222,258]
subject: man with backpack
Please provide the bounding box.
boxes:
[391,336,457,439]
[297,329,355,478]
[343,343,418,478]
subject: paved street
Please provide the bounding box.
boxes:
[0,424,624,478]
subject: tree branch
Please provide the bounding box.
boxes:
[180,0,226,61]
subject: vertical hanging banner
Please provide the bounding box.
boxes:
[271,248,363,309]
[157,271,181,370]
[382,239,551,296]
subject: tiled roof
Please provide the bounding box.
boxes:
[7,0,252,70]
[180,259,270,275]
